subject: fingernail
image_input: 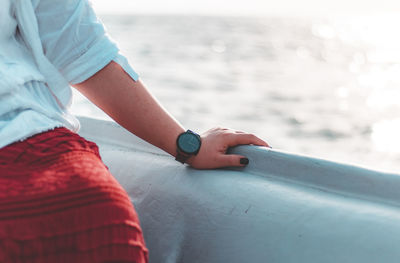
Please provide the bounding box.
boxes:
[240,158,249,165]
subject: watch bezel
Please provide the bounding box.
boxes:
[176,130,201,155]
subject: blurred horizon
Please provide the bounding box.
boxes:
[91,0,400,17]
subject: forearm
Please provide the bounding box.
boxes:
[74,61,269,169]
[73,61,184,157]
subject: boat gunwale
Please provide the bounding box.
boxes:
[78,116,400,210]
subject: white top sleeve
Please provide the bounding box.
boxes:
[33,0,139,84]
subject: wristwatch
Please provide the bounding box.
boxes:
[175,130,202,164]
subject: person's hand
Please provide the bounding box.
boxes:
[186,127,270,169]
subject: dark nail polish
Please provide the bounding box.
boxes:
[240,158,249,165]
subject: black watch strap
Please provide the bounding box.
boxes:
[175,151,190,164]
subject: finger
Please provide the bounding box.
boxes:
[216,154,250,168]
[227,133,270,147]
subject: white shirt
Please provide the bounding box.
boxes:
[0,0,138,149]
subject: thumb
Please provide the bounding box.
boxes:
[217,154,250,168]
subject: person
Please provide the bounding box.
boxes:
[0,0,269,262]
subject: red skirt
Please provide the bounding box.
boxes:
[0,128,148,262]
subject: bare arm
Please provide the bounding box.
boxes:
[73,61,269,169]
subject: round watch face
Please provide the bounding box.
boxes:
[177,132,201,154]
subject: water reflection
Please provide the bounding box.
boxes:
[372,119,400,153]
[71,15,400,172]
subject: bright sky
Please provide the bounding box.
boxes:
[91,0,400,16]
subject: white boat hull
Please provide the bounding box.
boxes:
[79,117,400,263]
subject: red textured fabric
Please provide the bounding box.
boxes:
[0,128,148,262]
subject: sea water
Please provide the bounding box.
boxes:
[71,15,400,173]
